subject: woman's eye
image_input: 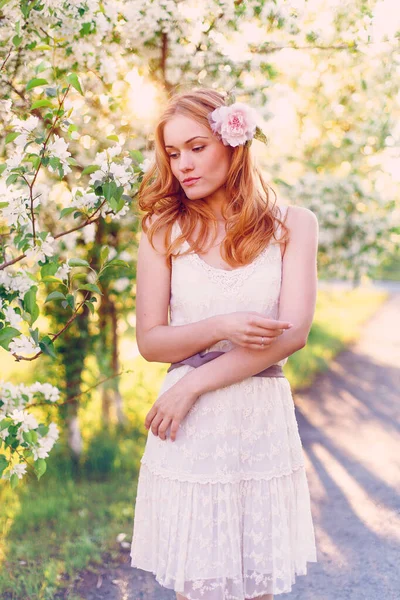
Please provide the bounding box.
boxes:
[168,146,204,159]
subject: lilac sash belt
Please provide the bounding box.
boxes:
[167,351,285,378]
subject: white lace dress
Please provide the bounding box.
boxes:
[130,205,317,599]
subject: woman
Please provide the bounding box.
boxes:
[130,88,318,600]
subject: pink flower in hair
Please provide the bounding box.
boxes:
[208,102,259,147]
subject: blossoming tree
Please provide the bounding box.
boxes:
[1,0,398,487]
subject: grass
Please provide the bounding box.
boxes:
[0,464,137,599]
[0,286,390,598]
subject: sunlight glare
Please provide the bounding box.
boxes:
[125,68,160,122]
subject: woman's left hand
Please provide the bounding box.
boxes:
[144,377,199,442]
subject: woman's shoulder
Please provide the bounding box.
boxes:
[279,204,318,226]
[141,213,173,254]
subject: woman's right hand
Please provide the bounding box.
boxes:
[219,311,293,350]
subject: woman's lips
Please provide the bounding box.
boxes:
[183,177,201,186]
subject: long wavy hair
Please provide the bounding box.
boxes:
[138,87,290,268]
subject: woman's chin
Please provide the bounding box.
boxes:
[184,189,205,200]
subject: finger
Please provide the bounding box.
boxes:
[158,417,172,441]
[246,341,275,350]
[254,316,293,330]
[245,332,277,344]
[273,320,293,328]
[169,419,180,442]
[247,327,284,339]
[150,413,164,437]
[144,406,157,429]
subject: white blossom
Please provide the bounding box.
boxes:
[10,115,39,133]
[0,270,33,299]
[9,463,27,479]
[8,335,40,357]
[113,277,130,292]
[9,409,39,431]
[25,234,56,262]
[4,306,23,328]
[82,222,96,244]
[55,262,72,282]
[47,135,72,175]
[30,382,60,403]
[139,157,153,173]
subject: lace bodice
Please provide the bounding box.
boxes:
[169,205,288,367]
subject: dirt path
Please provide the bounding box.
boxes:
[71,293,400,600]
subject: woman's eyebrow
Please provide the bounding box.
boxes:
[165,136,209,148]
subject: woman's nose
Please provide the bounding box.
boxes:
[179,152,194,171]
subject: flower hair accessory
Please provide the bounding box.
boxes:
[208,93,268,148]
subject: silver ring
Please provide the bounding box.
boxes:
[261,336,265,346]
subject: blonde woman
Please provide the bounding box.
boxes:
[130,88,318,600]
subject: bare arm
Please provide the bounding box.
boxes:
[136,216,225,362]
[180,206,319,394]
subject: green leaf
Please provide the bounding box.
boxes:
[23,431,33,444]
[0,454,9,477]
[70,272,87,282]
[0,327,20,351]
[37,424,49,436]
[23,286,39,324]
[26,78,48,91]
[5,132,20,144]
[30,327,40,345]
[102,181,117,202]
[35,44,52,51]
[81,164,99,175]
[45,291,66,302]
[106,135,119,142]
[0,0,13,10]
[10,473,19,489]
[129,150,144,163]
[6,174,18,185]
[41,275,65,284]
[103,258,130,270]
[34,458,47,480]
[100,246,109,264]
[39,336,56,359]
[60,206,77,218]
[254,126,268,145]
[0,164,7,176]
[35,60,50,74]
[66,73,83,95]
[79,283,102,295]
[31,99,53,110]
[12,35,23,48]
[0,201,9,208]
[0,419,12,432]
[66,294,75,309]
[68,258,90,267]
[40,262,58,278]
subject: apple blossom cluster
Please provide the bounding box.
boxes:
[0,270,33,299]
[89,145,134,188]
[284,173,399,280]
[0,379,61,481]
[7,335,41,356]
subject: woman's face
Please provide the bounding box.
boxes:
[163,114,232,200]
